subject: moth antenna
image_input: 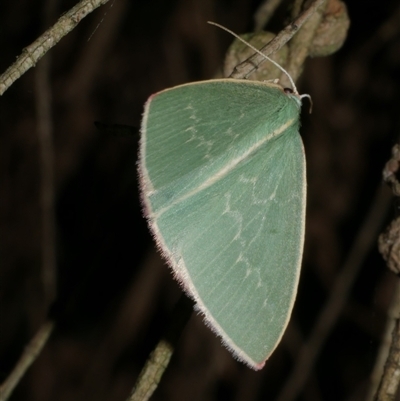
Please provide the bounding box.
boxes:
[207,21,299,95]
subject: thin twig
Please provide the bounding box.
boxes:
[0,321,55,401]
[275,185,393,401]
[128,340,174,401]
[229,0,327,80]
[0,0,110,96]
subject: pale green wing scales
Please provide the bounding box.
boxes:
[139,79,306,369]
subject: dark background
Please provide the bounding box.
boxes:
[1,0,400,400]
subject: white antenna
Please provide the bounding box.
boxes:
[208,21,306,99]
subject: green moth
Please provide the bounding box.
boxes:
[138,31,307,370]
